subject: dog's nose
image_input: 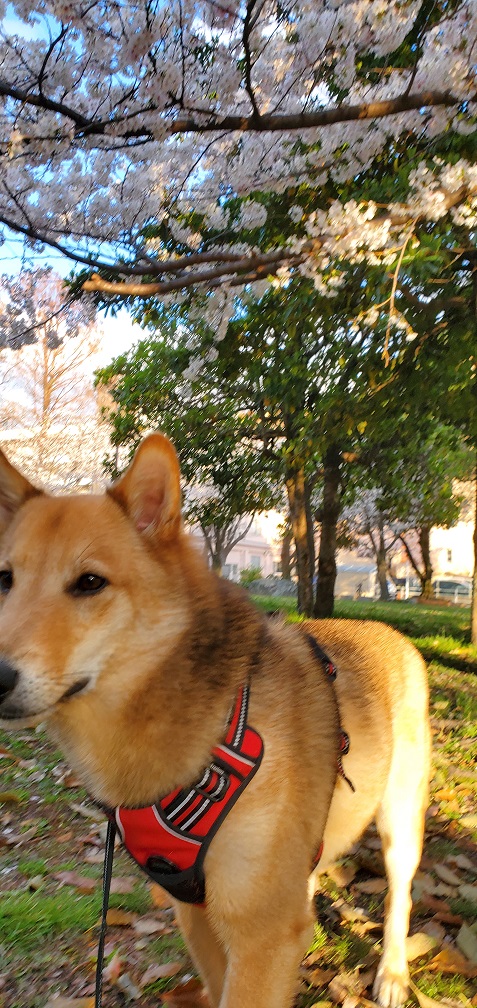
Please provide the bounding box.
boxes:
[0,660,19,702]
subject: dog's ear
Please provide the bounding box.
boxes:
[109,433,182,541]
[0,450,42,537]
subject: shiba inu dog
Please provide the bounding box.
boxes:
[0,433,430,1008]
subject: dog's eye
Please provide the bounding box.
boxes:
[71,573,108,596]
[0,570,13,594]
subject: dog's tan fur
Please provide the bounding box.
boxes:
[0,434,430,1008]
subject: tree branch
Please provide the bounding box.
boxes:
[1,82,472,145]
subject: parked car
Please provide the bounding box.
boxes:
[432,578,472,602]
[394,576,472,604]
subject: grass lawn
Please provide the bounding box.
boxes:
[0,597,475,1007]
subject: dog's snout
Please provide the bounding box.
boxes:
[0,660,19,702]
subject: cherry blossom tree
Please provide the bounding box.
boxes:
[0,0,476,305]
[0,268,108,489]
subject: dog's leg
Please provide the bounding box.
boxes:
[173,901,227,1008]
[216,889,313,1008]
[373,737,429,1008]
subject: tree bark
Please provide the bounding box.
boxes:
[472,464,477,645]
[280,523,293,581]
[286,464,314,615]
[376,514,390,600]
[418,525,434,599]
[314,445,342,618]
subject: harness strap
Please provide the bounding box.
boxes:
[304,633,355,793]
[95,815,117,1008]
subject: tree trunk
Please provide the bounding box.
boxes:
[280,523,293,581]
[314,445,341,619]
[418,525,433,599]
[472,464,477,645]
[210,551,223,575]
[376,515,390,600]
[286,464,314,616]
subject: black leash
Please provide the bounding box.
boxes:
[95,816,117,1008]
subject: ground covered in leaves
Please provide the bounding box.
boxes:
[0,602,476,1008]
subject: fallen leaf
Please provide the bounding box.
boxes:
[43,1000,94,1008]
[105,908,135,927]
[141,961,183,985]
[409,980,449,1008]
[56,831,74,843]
[0,746,16,759]
[161,977,209,1006]
[433,864,461,886]
[304,968,337,988]
[458,884,477,904]
[420,921,446,942]
[103,951,123,983]
[460,815,477,831]
[332,899,372,923]
[0,791,22,805]
[150,882,175,909]
[418,894,451,914]
[328,970,367,1003]
[26,874,45,891]
[446,853,476,872]
[326,861,358,887]
[54,871,97,893]
[70,802,102,821]
[456,923,477,964]
[434,789,456,801]
[427,947,477,978]
[133,916,166,935]
[406,932,439,961]
[60,770,82,787]
[354,878,387,895]
[116,974,142,999]
[109,875,136,894]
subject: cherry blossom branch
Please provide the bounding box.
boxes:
[0,81,473,147]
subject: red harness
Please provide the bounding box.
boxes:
[108,636,352,907]
[113,685,263,905]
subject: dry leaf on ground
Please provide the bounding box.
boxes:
[133,916,167,935]
[43,999,94,1008]
[102,951,123,983]
[354,878,387,894]
[150,882,175,909]
[456,923,477,964]
[302,967,337,988]
[432,864,461,886]
[328,969,369,1003]
[406,932,440,961]
[160,976,209,1006]
[104,908,135,926]
[326,862,358,887]
[109,875,136,894]
[426,947,477,978]
[53,871,97,893]
[140,961,183,985]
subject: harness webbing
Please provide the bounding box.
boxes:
[94,634,353,1007]
[305,633,355,793]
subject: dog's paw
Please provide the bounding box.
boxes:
[372,963,409,1008]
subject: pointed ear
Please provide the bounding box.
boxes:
[108,433,182,541]
[0,449,42,537]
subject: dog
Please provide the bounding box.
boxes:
[0,433,430,1008]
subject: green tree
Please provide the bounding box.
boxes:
[96,335,279,573]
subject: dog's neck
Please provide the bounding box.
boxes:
[48,567,265,808]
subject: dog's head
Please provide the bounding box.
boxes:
[0,433,186,728]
